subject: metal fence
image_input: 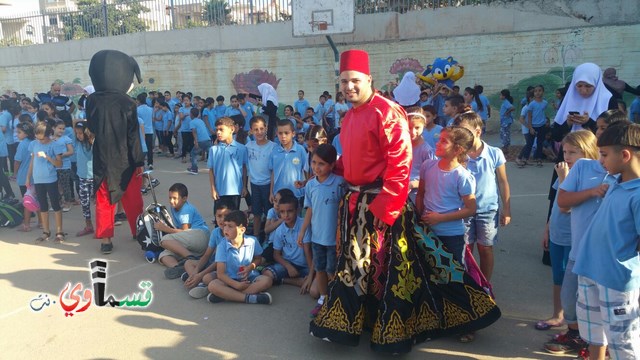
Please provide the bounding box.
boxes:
[0,0,519,47]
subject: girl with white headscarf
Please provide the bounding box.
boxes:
[393,72,421,107]
[553,63,614,133]
[257,83,279,140]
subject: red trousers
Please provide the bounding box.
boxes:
[95,169,143,239]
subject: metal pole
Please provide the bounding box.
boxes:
[326,35,340,94]
[170,0,175,30]
[102,0,108,36]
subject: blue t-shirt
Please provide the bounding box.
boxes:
[14,139,32,186]
[214,104,227,119]
[137,104,154,134]
[208,227,224,249]
[629,97,640,122]
[409,142,436,202]
[215,236,263,281]
[138,118,147,153]
[419,159,476,236]
[265,207,279,245]
[549,179,571,246]
[527,99,548,127]
[303,174,344,246]
[323,99,335,119]
[55,135,73,170]
[422,125,442,149]
[202,107,216,132]
[224,106,241,117]
[74,140,93,179]
[269,143,309,198]
[190,118,210,142]
[520,105,530,134]
[477,94,491,121]
[294,99,310,116]
[207,141,248,196]
[29,140,64,184]
[313,103,325,125]
[178,106,192,132]
[467,142,506,213]
[332,134,342,156]
[153,109,165,131]
[246,140,276,186]
[573,177,640,292]
[499,99,514,126]
[559,159,609,260]
[163,110,174,131]
[0,111,12,154]
[240,103,254,131]
[170,201,209,233]
[272,217,311,267]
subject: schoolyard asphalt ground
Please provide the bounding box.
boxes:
[0,130,579,360]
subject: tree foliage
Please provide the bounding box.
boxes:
[61,0,150,40]
[202,0,232,26]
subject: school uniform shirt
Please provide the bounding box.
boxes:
[294,99,310,117]
[206,227,224,267]
[153,109,165,131]
[0,111,11,156]
[215,235,263,281]
[420,159,476,236]
[64,127,77,163]
[163,110,174,131]
[272,217,311,267]
[10,118,20,144]
[499,99,514,126]
[138,118,147,153]
[170,201,209,234]
[190,118,210,142]
[332,135,342,156]
[559,159,609,261]
[549,179,571,246]
[266,207,279,244]
[178,107,192,132]
[527,99,548,127]
[14,139,33,186]
[422,125,442,149]
[629,97,640,122]
[334,102,349,125]
[409,142,436,203]
[477,94,491,121]
[467,142,505,213]
[240,102,254,131]
[137,104,154,134]
[74,140,93,179]
[304,173,344,246]
[313,103,325,125]
[207,140,248,196]
[202,107,215,131]
[29,140,64,184]
[224,106,241,118]
[246,140,276,186]
[55,135,73,170]
[214,105,227,119]
[269,143,308,198]
[520,105,530,134]
[573,177,640,292]
[324,99,335,120]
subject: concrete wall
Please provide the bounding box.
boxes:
[0,0,638,103]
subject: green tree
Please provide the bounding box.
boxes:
[203,0,231,26]
[61,0,150,40]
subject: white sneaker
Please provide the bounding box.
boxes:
[188,283,209,299]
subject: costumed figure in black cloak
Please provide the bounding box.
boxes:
[86,50,145,254]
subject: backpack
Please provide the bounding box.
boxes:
[0,198,24,228]
[136,203,175,253]
[135,171,175,253]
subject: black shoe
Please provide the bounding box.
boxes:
[100,242,113,254]
[207,293,225,303]
[148,165,154,170]
[180,272,189,282]
[164,265,185,279]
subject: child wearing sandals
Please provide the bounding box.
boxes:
[14,121,36,231]
[52,120,75,212]
[74,121,95,237]
[26,121,65,243]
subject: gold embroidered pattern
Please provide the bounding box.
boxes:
[315,298,350,332]
[443,299,472,328]
[372,310,407,345]
[465,285,496,319]
[391,236,422,302]
[416,302,440,332]
[351,306,365,335]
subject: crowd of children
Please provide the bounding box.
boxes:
[2,61,639,358]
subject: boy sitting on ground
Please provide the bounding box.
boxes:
[261,194,314,291]
[182,203,234,299]
[206,210,273,305]
[156,183,210,279]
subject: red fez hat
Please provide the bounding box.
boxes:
[340,49,370,75]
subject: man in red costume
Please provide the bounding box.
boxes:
[310,50,500,354]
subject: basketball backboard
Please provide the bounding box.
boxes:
[292,0,355,37]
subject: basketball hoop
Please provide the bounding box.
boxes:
[309,20,328,32]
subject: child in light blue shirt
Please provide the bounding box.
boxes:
[269,119,308,201]
[188,108,212,174]
[246,116,276,237]
[73,121,95,237]
[499,90,515,149]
